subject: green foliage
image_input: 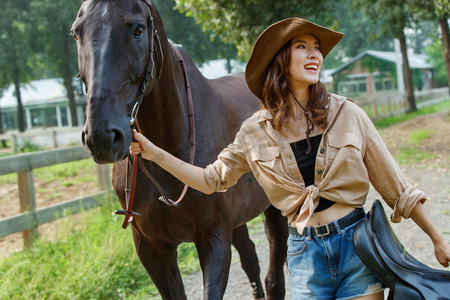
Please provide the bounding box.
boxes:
[0,197,200,299]
[0,0,35,88]
[155,0,237,64]
[18,140,43,153]
[406,0,449,20]
[354,0,413,39]
[175,0,335,58]
[425,39,449,86]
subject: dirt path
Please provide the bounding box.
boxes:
[185,110,450,299]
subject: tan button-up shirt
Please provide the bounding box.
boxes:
[204,93,427,232]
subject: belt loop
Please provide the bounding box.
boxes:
[333,220,342,233]
[306,227,312,240]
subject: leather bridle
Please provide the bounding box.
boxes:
[114,0,196,229]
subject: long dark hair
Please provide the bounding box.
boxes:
[260,39,329,135]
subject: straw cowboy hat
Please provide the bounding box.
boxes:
[245,17,344,99]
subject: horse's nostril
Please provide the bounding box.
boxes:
[112,128,124,147]
[81,130,87,145]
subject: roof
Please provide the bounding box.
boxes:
[329,50,432,75]
[0,78,70,109]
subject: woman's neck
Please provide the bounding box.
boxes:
[289,87,310,117]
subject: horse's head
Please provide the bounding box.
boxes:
[72,0,161,163]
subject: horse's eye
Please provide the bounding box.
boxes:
[134,27,144,38]
[73,34,78,42]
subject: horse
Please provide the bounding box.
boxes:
[71,0,288,299]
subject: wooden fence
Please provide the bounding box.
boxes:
[0,126,83,153]
[0,146,112,247]
[355,87,449,120]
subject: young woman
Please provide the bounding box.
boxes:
[130,17,450,299]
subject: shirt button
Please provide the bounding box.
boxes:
[320,148,325,154]
[317,169,323,175]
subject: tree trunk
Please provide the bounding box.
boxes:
[13,75,26,132]
[62,27,78,127]
[399,35,417,112]
[63,73,78,127]
[225,58,232,74]
[438,18,450,95]
[0,106,7,148]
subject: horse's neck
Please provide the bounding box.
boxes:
[138,44,193,157]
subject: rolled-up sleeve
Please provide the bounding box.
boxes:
[362,114,427,222]
[204,127,251,192]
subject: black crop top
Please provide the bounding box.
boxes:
[290,134,335,213]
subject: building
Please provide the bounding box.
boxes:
[329,50,435,97]
[0,78,86,132]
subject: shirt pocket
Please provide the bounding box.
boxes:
[249,145,280,162]
[248,145,283,179]
[326,133,362,165]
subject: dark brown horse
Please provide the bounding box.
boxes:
[72,0,287,299]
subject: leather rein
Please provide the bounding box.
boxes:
[115,0,195,229]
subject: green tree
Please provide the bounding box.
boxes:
[31,0,81,126]
[155,0,237,67]
[0,0,36,132]
[355,0,417,112]
[175,0,334,59]
[325,0,394,69]
[425,39,448,86]
[407,0,450,93]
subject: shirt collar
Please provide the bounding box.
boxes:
[256,93,346,125]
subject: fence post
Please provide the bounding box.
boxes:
[96,164,112,192]
[17,170,38,247]
[52,130,57,149]
[12,134,18,152]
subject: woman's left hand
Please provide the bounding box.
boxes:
[433,239,450,267]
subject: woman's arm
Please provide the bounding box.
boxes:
[130,130,215,195]
[409,201,450,267]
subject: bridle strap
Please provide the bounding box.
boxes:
[115,156,141,229]
[129,1,164,127]
[138,46,195,207]
[115,4,195,229]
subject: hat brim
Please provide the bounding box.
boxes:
[245,18,344,99]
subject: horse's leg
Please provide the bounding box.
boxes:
[263,205,288,300]
[232,223,266,299]
[132,229,186,300]
[195,228,232,300]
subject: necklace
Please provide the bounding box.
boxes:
[289,89,314,154]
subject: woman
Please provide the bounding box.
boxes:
[130,18,450,299]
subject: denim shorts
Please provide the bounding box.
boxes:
[287,213,385,300]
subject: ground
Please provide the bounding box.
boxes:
[1,110,449,299]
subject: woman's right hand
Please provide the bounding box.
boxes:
[129,130,159,161]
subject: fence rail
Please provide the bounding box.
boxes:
[0,126,83,153]
[0,146,111,247]
[354,87,449,120]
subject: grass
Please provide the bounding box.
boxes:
[0,196,199,299]
[408,129,431,144]
[394,128,434,164]
[395,148,434,164]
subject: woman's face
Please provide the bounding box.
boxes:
[287,33,323,90]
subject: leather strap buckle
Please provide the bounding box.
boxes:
[314,224,330,237]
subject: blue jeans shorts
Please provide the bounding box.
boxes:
[287,211,385,300]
